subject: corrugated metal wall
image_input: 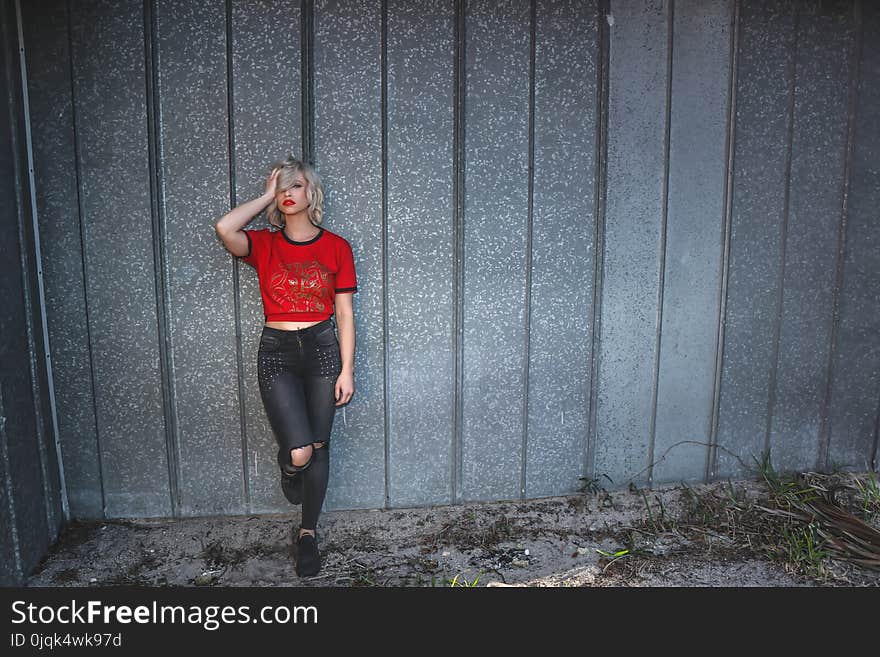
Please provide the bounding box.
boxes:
[1,0,65,585]
[3,0,878,582]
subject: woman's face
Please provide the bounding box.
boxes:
[275,175,309,218]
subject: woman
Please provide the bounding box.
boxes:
[214,156,357,578]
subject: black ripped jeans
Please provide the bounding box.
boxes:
[257,319,341,530]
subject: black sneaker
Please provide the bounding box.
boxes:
[281,470,303,505]
[295,533,321,577]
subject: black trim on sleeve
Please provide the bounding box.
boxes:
[238,230,253,258]
[335,286,357,293]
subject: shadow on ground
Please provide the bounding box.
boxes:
[27,478,880,587]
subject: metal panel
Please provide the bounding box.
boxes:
[525,0,597,498]
[651,0,731,484]
[769,1,853,473]
[23,0,102,519]
[0,304,46,578]
[11,3,64,551]
[827,2,879,473]
[594,0,667,488]
[461,0,531,502]
[313,0,385,511]
[385,0,456,507]
[155,0,242,515]
[1,7,31,584]
[1,0,52,579]
[716,0,794,480]
[230,0,303,513]
[69,0,171,517]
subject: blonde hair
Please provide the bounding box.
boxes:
[266,156,324,229]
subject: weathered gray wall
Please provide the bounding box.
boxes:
[3,0,878,582]
[714,0,877,479]
[1,0,64,585]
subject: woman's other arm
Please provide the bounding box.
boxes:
[214,169,278,257]
[334,292,355,406]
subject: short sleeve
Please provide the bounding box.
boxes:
[335,238,358,293]
[239,228,271,268]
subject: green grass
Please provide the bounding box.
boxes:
[594,547,632,574]
[781,522,828,578]
[853,473,880,523]
[612,450,879,583]
[447,571,483,587]
[749,450,880,580]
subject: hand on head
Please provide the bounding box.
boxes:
[265,167,280,197]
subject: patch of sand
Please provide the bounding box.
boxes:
[26,479,878,587]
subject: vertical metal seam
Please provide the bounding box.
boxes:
[707,0,740,482]
[225,0,250,510]
[818,0,862,473]
[66,0,105,517]
[452,0,466,504]
[871,392,879,473]
[13,0,51,532]
[765,3,799,464]
[585,0,609,484]
[520,0,536,500]
[868,11,880,476]
[301,0,313,162]
[15,0,69,528]
[381,0,390,509]
[647,0,674,489]
[144,0,182,517]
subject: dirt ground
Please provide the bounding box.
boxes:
[26,477,880,587]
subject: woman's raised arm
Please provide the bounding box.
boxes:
[214,168,279,257]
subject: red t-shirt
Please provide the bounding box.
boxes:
[239,227,358,322]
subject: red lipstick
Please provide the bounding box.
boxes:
[282,200,295,206]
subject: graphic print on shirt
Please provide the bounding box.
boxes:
[269,260,335,315]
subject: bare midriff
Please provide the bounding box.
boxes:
[265,321,324,331]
